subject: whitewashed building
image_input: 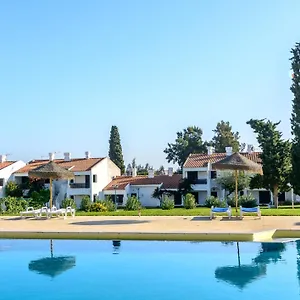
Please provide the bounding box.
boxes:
[102,168,182,207]
[14,152,120,207]
[182,146,296,205]
[0,155,26,198]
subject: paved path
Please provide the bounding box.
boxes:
[0,215,299,234]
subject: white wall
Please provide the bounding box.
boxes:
[0,161,26,198]
[91,158,121,200]
[129,185,161,207]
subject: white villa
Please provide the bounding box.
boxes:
[13,152,120,207]
[182,146,297,205]
[0,155,26,198]
[102,168,182,207]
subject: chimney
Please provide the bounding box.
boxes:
[225,147,232,156]
[168,167,173,177]
[247,144,253,154]
[132,167,137,177]
[148,169,154,178]
[207,146,214,155]
[64,152,71,161]
[49,153,54,161]
[85,151,91,159]
[0,155,6,163]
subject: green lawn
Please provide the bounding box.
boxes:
[74,206,300,217]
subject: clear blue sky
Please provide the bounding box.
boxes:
[0,0,299,168]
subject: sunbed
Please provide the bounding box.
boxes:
[210,206,232,219]
[20,207,39,218]
[47,206,65,218]
[240,206,261,219]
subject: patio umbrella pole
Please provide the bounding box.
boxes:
[236,242,241,267]
[49,178,53,209]
[235,170,238,215]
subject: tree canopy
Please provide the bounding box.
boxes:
[247,119,291,207]
[216,171,250,195]
[211,120,240,153]
[164,126,207,167]
[108,125,125,174]
[290,42,300,194]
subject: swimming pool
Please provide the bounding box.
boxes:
[1,239,299,299]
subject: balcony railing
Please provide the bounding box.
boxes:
[192,179,207,185]
[69,183,90,189]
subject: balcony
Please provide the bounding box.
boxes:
[70,183,90,189]
[192,179,207,185]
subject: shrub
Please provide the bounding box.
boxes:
[204,196,226,208]
[227,194,257,208]
[125,196,141,211]
[239,194,257,208]
[100,198,116,212]
[161,196,174,210]
[61,198,76,209]
[2,197,28,213]
[80,196,91,211]
[5,181,23,197]
[28,190,50,208]
[90,202,107,212]
[184,193,196,209]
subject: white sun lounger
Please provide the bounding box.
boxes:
[35,207,49,218]
[240,206,261,219]
[20,207,39,218]
[47,206,65,218]
[210,206,232,219]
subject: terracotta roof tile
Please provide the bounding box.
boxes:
[0,161,15,171]
[183,152,261,168]
[104,174,182,191]
[15,158,105,174]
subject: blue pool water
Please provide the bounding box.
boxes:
[1,239,300,299]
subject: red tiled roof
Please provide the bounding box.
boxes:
[14,158,105,173]
[183,152,261,168]
[104,174,182,191]
[0,161,15,171]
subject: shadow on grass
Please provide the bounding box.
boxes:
[70,220,151,226]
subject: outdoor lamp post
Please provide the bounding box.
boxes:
[113,184,119,209]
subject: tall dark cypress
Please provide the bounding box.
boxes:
[291,43,300,194]
[108,125,125,174]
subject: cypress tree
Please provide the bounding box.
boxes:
[108,125,125,174]
[291,43,300,194]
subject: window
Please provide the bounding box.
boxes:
[211,191,218,198]
[85,175,90,188]
[211,171,217,179]
[93,194,98,202]
[70,179,74,184]
[93,175,97,183]
[0,178,3,186]
[70,195,74,199]
[187,171,198,181]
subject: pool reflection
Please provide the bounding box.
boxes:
[215,242,286,289]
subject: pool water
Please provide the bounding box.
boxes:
[1,239,299,299]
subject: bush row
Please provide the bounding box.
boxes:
[204,194,257,208]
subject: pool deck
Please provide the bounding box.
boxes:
[1,215,300,241]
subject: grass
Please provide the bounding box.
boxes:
[74,206,300,217]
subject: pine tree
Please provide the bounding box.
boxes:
[247,119,291,208]
[108,125,125,174]
[290,43,300,194]
[211,120,240,153]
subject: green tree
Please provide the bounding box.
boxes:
[155,165,165,175]
[108,125,125,174]
[5,181,23,197]
[247,119,291,208]
[216,171,250,194]
[211,120,240,153]
[290,42,300,194]
[164,126,207,167]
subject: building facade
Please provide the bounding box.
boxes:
[13,152,120,207]
[182,146,296,205]
[0,155,26,198]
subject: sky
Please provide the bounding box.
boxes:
[0,0,299,168]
